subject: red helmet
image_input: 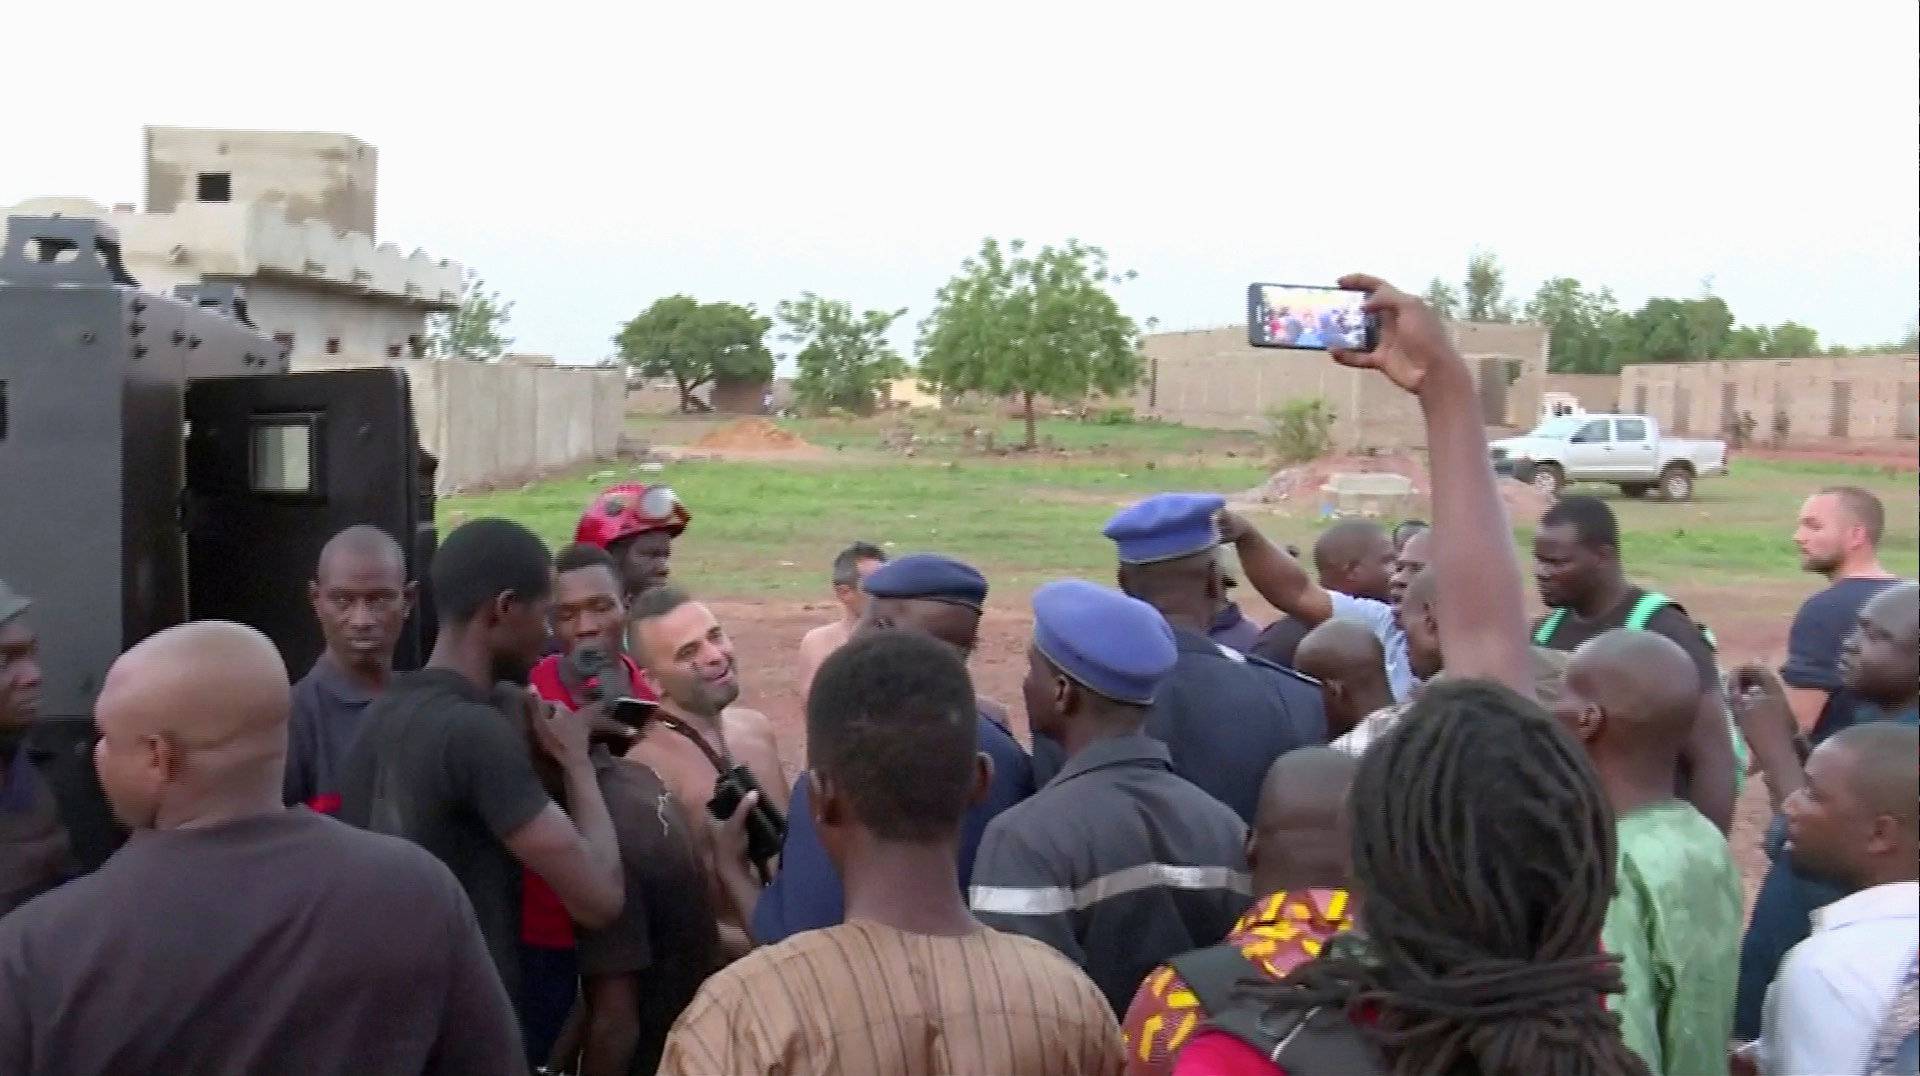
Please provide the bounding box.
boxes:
[574,483,690,549]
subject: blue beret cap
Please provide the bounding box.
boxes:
[1102,493,1228,565]
[861,553,988,611]
[1032,579,1177,705]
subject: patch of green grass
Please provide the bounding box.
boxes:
[446,449,1915,601]
[625,410,1265,459]
[446,455,1271,595]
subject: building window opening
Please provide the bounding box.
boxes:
[325,337,341,355]
[196,173,232,203]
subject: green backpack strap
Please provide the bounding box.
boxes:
[1533,608,1567,647]
[1627,591,1718,651]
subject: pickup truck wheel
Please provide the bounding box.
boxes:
[1529,464,1565,499]
[1619,483,1653,498]
[1658,465,1695,502]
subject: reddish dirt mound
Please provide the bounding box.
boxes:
[1236,452,1430,505]
[692,418,813,452]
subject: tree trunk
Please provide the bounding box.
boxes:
[1022,391,1037,450]
[675,375,693,413]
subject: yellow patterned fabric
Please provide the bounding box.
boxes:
[1120,888,1353,1076]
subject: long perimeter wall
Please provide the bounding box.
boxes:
[1618,355,1919,443]
[405,362,626,492]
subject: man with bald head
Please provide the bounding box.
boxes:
[1291,619,1392,742]
[1120,747,1358,1074]
[0,622,521,1075]
[1759,722,1919,1075]
[1555,629,1742,1076]
[284,525,415,813]
[1732,581,1919,1041]
[1248,520,1401,675]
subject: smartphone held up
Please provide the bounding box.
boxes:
[1247,283,1376,353]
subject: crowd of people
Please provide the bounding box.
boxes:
[0,275,1913,1076]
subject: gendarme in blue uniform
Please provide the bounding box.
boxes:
[752,553,1035,944]
[970,580,1251,1015]
[1033,495,1327,823]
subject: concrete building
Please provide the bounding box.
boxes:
[1618,355,1920,444]
[4,126,462,371]
[3,127,626,492]
[1130,321,1551,450]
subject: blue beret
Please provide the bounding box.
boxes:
[1103,493,1228,565]
[1032,579,1177,705]
[861,553,988,611]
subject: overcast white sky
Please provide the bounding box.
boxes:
[8,1,1916,367]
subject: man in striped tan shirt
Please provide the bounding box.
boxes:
[660,629,1123,1076]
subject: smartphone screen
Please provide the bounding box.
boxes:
[1247,283,1375,352]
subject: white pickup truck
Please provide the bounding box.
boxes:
[1489,413,1728,501]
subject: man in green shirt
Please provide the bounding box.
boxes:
[1556,628,1742,1076]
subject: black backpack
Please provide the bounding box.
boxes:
[1169,944,1386,1074]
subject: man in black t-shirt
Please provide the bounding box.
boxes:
[0,621,521,1076]
[1531,495,1736,833]
[338,519,626,1013]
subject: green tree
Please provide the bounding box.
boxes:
[427,270,515,361]
[613,296,773,412]
[1462,250,1515,323]
[1422,278,1462,320]
[917,238,1142,450]
[1616,296,1733,362]
[777,293,908,413]
[1525,277,1624,374]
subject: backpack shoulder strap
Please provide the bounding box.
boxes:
[1626,591,1718,651]
[1172,944,1388,1075]
[1206,1002,1387,1075]
[1168,943,1263,1022]
[1624,591,1673,632]
[1533,608,1567,646]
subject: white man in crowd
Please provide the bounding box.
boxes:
[622,585,786,960]
[797,540,887,701]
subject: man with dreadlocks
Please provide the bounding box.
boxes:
[1174,681,1645,1076]
[1172,275,1643,1076]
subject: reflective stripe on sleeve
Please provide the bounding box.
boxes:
[970,863,1252,917]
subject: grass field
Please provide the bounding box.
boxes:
[445,412,1919,601]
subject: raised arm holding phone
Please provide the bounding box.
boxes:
[1227,275,1533,700]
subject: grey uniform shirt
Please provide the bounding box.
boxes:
[969,734,1252,1015]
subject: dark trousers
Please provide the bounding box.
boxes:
[519,944,579,1070]
[1734,818,1846,1039]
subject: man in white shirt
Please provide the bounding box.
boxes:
[1760,721,1919,1076]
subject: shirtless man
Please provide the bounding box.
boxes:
[796,542,887,702]
[623,586,786,959]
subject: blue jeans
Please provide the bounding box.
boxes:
[1734,816,1846,1039]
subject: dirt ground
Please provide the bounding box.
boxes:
[715,578,1804,907]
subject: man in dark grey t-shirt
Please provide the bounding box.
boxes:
[0,621,523,1076]
[284,526,416,813]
